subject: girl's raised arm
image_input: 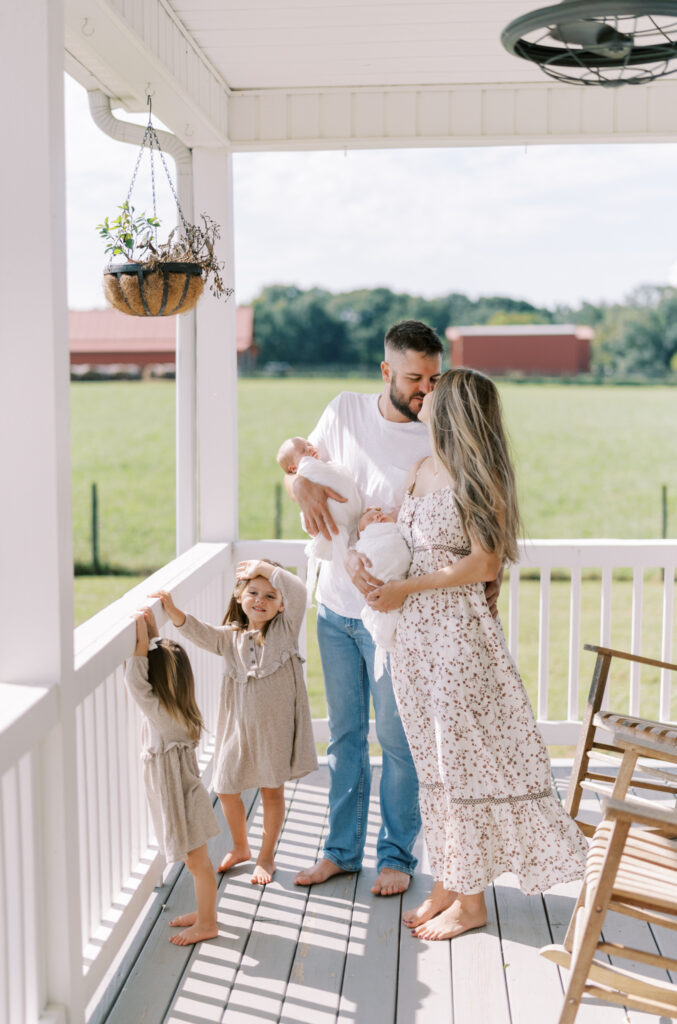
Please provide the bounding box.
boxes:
[269,566,308,637]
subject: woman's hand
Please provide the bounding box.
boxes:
[148,589,186,628]
[366,579,409,612]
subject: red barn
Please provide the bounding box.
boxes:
[446,324,592,376]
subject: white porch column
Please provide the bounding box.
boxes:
[0,2,83,1021]
[192,147,238,542]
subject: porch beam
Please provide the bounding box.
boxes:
[227,81,677,150]
[0,0,83,1019]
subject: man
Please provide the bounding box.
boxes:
[282,320,443,896]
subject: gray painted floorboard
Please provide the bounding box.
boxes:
[93,761,677,1024]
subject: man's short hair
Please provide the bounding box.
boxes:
[384,319,443,357]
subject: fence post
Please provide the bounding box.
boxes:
[274,482,283,539]
[91,482,101,574]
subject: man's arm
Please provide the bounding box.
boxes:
[282,467,345,541]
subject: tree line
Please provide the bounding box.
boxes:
[251,283,677,378]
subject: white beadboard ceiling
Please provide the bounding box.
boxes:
[171,0,543,90]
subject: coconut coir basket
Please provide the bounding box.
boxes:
[104,262,204,316]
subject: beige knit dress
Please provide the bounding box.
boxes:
[125,657,220,863]
[178,567,318,794]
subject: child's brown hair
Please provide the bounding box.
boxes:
[147,639,205,742]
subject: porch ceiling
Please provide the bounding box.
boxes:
[64,0,677,148]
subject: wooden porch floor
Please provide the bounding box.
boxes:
[92,762,677,1024]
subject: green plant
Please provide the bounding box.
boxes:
[96,202,230,300]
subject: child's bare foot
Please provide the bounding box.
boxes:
[403,880,456,928]
[251,858,276,885]
[371,867,411,896]
[169,922,218,946]
[413,896,487,941]
[169,911,197,927]
[217,846,250,873]
[294,857,347,886]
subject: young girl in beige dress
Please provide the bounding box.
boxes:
[152,559,317,885]
[126,609,220,946]
[367,369,588,941]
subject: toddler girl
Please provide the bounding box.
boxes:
[152,559,317,885]
[126,609,220,946]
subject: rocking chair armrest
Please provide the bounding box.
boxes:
[584,644,677,674]
[603,796,677,835]
[605,720,677,762]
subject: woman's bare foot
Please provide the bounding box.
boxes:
[217,846,250,873]
[413,894,487,941]
[169,922,218,946]
[371,867,411,896]
[403,881,456,928]
[169,911,197,928]
[251,858,276,885]
[294,858,347,886]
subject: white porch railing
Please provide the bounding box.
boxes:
[2,537,676,1023]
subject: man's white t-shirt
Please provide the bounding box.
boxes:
[308,392,431,619]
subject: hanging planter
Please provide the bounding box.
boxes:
[97,101,232,317]
[103,258,204,316]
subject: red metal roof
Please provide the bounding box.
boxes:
[69,306,255,354]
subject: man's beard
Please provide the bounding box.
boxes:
[389,378,424,422]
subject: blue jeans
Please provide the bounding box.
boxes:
[317,603,420,875]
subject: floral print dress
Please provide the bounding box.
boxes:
[391,486,588,895]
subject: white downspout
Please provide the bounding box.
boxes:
[86,89,198,555]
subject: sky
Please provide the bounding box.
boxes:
[65,73,677,312]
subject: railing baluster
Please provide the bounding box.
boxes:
[630,569,644,716]
[83,693,99,939]
[661,566,675,721]
[568,567,581,721]
[600,566,613,711]
[537,570,550,720]
[0,776,8,1024]
[508,564,520,662]
[95,683,112,923]
[76,705,90,956]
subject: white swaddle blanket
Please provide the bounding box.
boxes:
[297,456,363,598]
[355,521,411,652]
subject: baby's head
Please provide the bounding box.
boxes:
[277,436,321,474]
[358,507,396,533]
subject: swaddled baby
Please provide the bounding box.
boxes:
[355,507,411,652]
[276,437,362,563]
[277,437,411,647]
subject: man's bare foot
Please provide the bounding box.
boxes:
[217,846,250,873]
[371,867,411,896]
[403,880,456,928]
[169,911,197,928]
[294,858,347,886]
[169,922,218,946]
[413,896,487,941]
[251,858,276,885]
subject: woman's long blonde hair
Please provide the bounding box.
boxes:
[147,640,205,742]
[428,368,521,564]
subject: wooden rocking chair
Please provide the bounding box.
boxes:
[542,722,677,1023]
[566,644,677,836]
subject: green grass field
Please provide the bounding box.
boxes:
[72,377,677,738]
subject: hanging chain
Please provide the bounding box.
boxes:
[123,97,190,239]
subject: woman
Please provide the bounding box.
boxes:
[367,369,587,940]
